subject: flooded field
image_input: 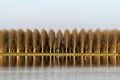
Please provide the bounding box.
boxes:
[0,66,120,80]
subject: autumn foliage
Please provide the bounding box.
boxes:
[0,29,119,54]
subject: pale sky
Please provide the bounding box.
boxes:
[0,0,120,31]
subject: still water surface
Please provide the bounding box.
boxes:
[0,66,120,80]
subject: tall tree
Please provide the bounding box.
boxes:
[64,29,70,53]
[71,29,78,53]
[94,29,102,53]
[25,29,33,53]
[111,29,118,53]
[33,29,40,53]
[49,29,55,53]
[16,29,25,53]
[87,29,93,53]
[109,29,118,65]
[112,30,118,65]
[104,30,110,53]
[79,29,86,53]
[117,31,120,53]
[8,29,17,53]
[1,30,8,52]
[57,30,63,53]
[41,29,48,53]
[0,30,2,53]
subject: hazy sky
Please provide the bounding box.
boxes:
[0,0,120,31]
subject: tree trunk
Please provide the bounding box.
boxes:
[50,47,52,53]
[106,42,109,65]
[17,48,20,53]
[33,48,36,53]
[66,45,68,53]
[25,47,28,53]
[113,43,116,65]
[89,41,92,66]
[90,41,92,53]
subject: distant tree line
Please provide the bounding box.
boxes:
[0,29,120,53]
